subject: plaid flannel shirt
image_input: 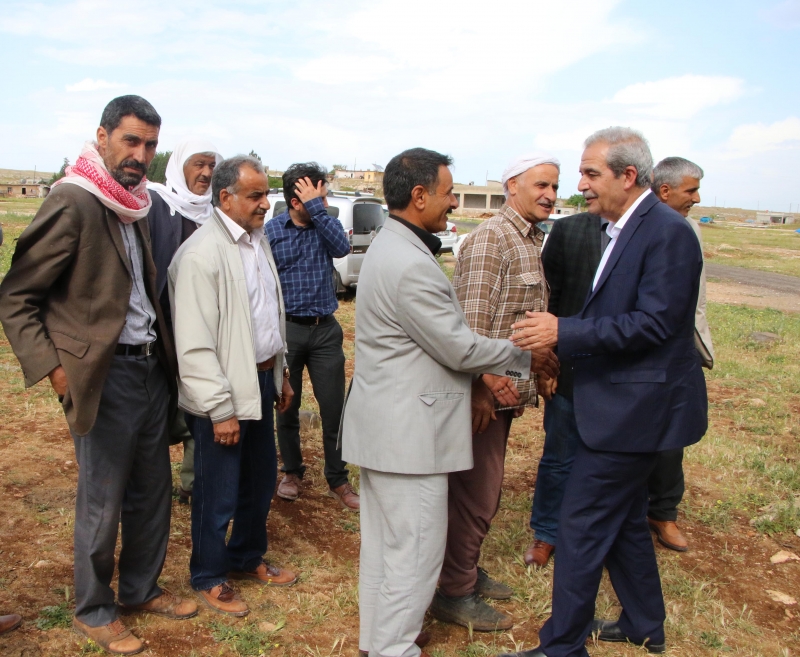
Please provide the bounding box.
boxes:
[453,204,548,408]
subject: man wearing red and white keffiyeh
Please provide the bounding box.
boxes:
[0,95,198,655]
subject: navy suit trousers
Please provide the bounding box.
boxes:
[538,439,666,657]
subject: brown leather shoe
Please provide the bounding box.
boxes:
[230,560,297,586]
[359,631,432,656]
[120,590,198,619]
[524,539,554,567]
[277,473,302,501]
[648,518,688,552]
[328,482,360,511]
[0,613,22,635]
[73,617,143,655]
[197,582,249,617]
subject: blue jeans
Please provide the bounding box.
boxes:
[529,393,581,546]
[186,371,277,591]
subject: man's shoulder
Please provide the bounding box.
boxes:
[265,212,289,234]
[551,212,601,234]
[42,182,103,214]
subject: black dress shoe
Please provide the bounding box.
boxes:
[592,619,665,653]
[496,649,546,657]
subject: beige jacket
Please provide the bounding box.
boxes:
[687,218,714,369]
[168,210,286,422]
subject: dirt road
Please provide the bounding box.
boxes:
[706,263,800,294]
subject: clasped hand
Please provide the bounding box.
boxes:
[511,311,559,351]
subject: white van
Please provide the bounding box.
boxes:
[265,190,386,292]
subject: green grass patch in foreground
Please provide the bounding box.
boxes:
[209,619,284,656]
[687,303,800,537]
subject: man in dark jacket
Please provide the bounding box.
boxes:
[147,139,222,503]
[0,96,196,655]
[524,211,606,567]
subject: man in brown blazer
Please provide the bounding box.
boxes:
[0,95,196,656]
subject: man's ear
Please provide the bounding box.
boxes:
[218,188,232,213]
[506,176,518,197]
[658,183,671,203]
[96,126,109,155]
[410,184,427,210]
[622,166,639,191]
[290,197,304,211]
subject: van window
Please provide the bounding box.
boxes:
[353,203,385,234]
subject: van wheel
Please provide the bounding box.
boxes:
[333,271,346,296]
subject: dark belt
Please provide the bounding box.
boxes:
[115,341,157,357]
[285,314,332,326]
[257,356,276,371]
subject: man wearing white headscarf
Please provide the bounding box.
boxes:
[430,153,560,632]
[147,138,223,502]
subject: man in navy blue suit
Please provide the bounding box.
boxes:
[501,127,708,657]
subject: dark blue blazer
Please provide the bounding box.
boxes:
[558,192,708,453]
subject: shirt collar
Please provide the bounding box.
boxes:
[497,203,544,239]
[217,208,261,245]
[389,214,442,255]
[607,188,651,238]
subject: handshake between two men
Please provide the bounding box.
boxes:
[472,311,559,434]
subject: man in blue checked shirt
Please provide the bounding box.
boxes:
[266,162,360,511]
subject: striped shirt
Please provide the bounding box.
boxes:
[218,210,283,363]
[453,204,548,408]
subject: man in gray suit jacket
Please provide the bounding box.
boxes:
[342,148,532,657]
[648,156,715,552]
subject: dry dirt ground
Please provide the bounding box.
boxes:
[1,204,800,655]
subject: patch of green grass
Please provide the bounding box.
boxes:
[701,223,800,277]
[36,601,73,630]
[209,619,283,656]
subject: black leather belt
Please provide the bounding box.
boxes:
[285,314,332,326]
[115,342,157,356]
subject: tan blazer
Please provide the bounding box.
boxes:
[341,219,531,475]
[687,218,714,369]
[0,184,176,436]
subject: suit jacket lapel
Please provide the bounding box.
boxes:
[585,194,658,305]
[106,210,132,275]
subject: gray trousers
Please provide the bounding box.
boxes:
[72,354,171,626]
[359,468,448,657]
[277,317,348,488]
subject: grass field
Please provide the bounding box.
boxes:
[0,201,799,656]
[700,222,800,278]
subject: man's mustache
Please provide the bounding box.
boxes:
[583,192,598,200]
[196,175,211,184]
[117,159,146,174]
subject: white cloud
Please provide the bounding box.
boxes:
[725,117,800,156]
[611,75,745,120]
[761,0,800,29]
[66,78,125,93]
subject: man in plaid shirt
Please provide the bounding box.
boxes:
[430,153,560,631]
[266,162,359,511]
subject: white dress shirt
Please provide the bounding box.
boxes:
[218,210,283,363]
[592,189,652,291]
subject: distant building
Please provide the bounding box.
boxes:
[552,206,578,216]
[333,169,383,181]
[453,182,506,216]
[1,183,49,198]
[755,211,795,225]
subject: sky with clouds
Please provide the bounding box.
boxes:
[1,0,799,211]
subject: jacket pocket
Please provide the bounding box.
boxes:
[49,331,90,359]
[418,392,464,406]
[609,369,666,384]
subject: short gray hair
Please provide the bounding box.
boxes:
[652,157,704,191]
[211,155,264,207]
[585,127,653,188]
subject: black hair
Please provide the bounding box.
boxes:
[211,155,264,207]
[282,162,328,207]
[383,148,453,211]
[99,95,161,133]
